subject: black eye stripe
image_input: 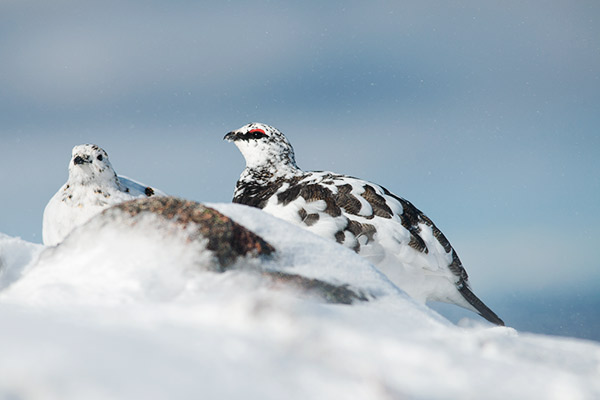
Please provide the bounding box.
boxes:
[241,129,267,140]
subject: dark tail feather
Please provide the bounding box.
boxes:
[459,285,505,326]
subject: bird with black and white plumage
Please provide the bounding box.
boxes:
[42,144,166,246]
[224,122,504,326]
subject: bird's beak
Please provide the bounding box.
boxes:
[73,155,88,165]
[223,131,238,142]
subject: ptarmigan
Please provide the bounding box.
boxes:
[224,122,504,325]
[42,144,166,246]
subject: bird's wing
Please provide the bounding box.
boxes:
[117,175,167,197]
[302,173,468,280]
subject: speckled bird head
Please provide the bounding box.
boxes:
[224,123,298,172]
[68,144,118,185]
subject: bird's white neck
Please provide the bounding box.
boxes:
[68,166,120,189]
[235,137,297,168]
[241,162,302,184]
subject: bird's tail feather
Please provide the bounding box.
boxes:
[458,285,505,326]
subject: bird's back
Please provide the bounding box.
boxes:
[236,171,470,304]
[118,175,166,198]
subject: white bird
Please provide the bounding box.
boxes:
[42,144,166,246]
[224,122,504,325]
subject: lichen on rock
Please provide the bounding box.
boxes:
[111,197,274,269]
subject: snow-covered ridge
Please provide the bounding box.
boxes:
[0,203,599,399]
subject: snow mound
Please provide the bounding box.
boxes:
[0,232,44,291]
[0,202,599,399]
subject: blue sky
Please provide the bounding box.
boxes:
[1,1,599,339]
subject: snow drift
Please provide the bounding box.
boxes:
[0,202,598,400]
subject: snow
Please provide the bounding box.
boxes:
[1,203,599,400]
[0,233,44,291]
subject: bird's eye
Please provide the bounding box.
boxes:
[97,155,103,161]
[249,129,266,139]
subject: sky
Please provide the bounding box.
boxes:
[0,1,599,339]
